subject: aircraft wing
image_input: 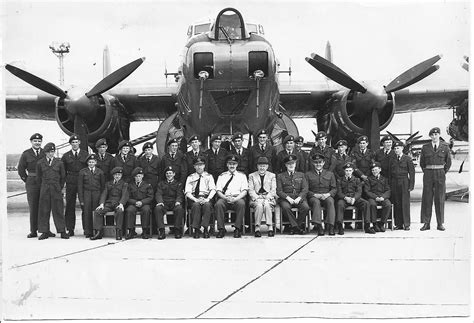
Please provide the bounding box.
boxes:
[392,87,468,113]
[6,86,57,120]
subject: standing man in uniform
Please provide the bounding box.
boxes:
[420,127,451,231]
[275,135,306,174]
[161,138,188,185]
[113,140,137,183]
[62,134,88,237]
[185,135,206,176]
[18,133,45,238]
[138,142,160,191]
[249,129,277,173]
[351,135,375,182]
[306,153,337,236]
[230,132,250,176]
[294,136,309,172]
[374,135,395,178]
[276,154,309,234]
[310,131,336,172]
[205,134,229,183]
[77,154,105,238]
[154,166,185,240]
[364,161,391,232]
[333,140,354,180]
[36,143,69,240]
[92,167,129,240]
[389,141,415,230]
[95,138,114,182]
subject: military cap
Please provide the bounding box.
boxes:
[336,139,348,147]
[393,141,405,148]
[188,135,200,143]
[225,154,239,164]
[310,153,325,163]
[370,161,382,169]
[282,135,295,145]
[315,131,327,140]
[131,167,144,177]
[110,166,123,175]
[256,156,269,165]
[342,162,354,169]
[95,138,108,148]
[86,153,97,162]
[381,135,392,143]
[167,138,179,146]
[295,136,304,143]
[30,133,43,141]
[283,154,297,164]
[357,135,369,143]
[210,134,222,143]
[193,156,206,165]
[69,134,80,143]
[43,142,56,152]
[429,127,441,136]
[118,140,131,150]
[256,129,268,137]
[163,165,175,174]
[232,132,244,141]
[142,142,153,151]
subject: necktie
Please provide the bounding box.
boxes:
[385,151,389,155]
[74,151,78,158]
[122,155,126,162]
[194,175,201,197]
[214,150,217,156]
[398,155,401,161]
[100,154,104,161]
[48,158,52,166]
[434,144,437,152]
[258,174,266,194]
[35,149,39,157]
[114,180,117,185]
[90,168,94,174]
[261,145,264,151]
[222,174,234,194]
[194,152,198,157]
[147,157,151,163]
[171,153,175,159]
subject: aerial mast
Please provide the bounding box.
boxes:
[49,41,70,86]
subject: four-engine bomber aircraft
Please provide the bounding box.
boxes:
[5,8,469,155]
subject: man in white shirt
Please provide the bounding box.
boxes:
[215,155,248,238]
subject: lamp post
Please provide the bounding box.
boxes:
[49,42,70,86]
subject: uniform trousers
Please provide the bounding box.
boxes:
[215,198,246,230]
[126,204,152,229]
[26,176,41,233]
[250,198,274,230]
[421,169,446,225]
[279,200,309,228]
[154,203,184,229]
[65,180,82,231]
[38,184,66,233]
[93,202,124,230]
[391,177,411,227]
[82,190,101,235]
[336,198,369,223]
[308,196,335,225]
[188,199,212,229]
[368,199,391,224]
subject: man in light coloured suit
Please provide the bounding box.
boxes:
[248,157,276,237]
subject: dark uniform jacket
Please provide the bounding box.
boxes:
[127,180,154,206]
[113,153,137,183]
[337,176,362,200]
[100,179,129,206]
[155,179,184,204]
[388,154,415,190]
[95,152,115,181]
[364,174,391,199]
[205,148,229,180]
[77,167,105,204]
[306,169,337,197]
[137,154,161,189]
[419,142,452,172]
[36,157,66,188]
[309,145,336,172]
[161,152,188,185]
[333,153,354,179]
[185,150,206,176]
[275,149,306,174]
[62,149,88,184]
[374,148,395,177]
[296,149,310,172]
[350,148,375,178]
[276,171,308,200]
[230,146,250,176]
[249,144,277,173]
[18,148,45,182]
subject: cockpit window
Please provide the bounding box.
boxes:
[194,23,211,35]
[247,23,258,34]
[217,12,243,40]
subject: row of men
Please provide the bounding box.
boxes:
[18,126,451,239]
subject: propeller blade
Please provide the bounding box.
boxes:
[459,160,465,173]
[384,55,441,93]
[86,57,145,97]
[5,64,67,99]
[305,54,367,93]
[464,55,469,63]
[386,131,401,143]
[74,115,89,152]
[367,108,380,151]
[405,131,420,142]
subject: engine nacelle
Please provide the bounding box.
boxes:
[447,99,468,142]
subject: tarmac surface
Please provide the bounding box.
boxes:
[2,168,471,321]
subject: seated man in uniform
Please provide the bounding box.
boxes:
[336,162,371,235]
[154,166,185,240]
[185,157,216,239]
[248,156,276,237]
[215,155,248,238]
[125,167,154,240]
[276,154,309,235]
[306,153,337,236]
[364,161,391,232]
[92,167,129,240]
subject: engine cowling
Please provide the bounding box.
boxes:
[447,99,468,142]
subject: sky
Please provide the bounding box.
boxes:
[1,0,470,154]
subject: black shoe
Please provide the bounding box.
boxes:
[67,230,74,237]
[233,228,241,238]
[404,226,410,231]
[437,224,445,231]
[27,232,37,238]
[116,229,122,240]
[394,225,404,230]
[373,224,381,232]
[60,232,70,239]
[268,230,275,237]
[365,226,376,234]
[175,228,183,239]
[317,224,324,236]
[141,232,150,239]
[203,228,210,239]
[420,223,430,231]
[85,233,92,238]
[47,231,56,238]
[328,224,335,236]
[254,231,262,238]
[379,224,386,232]
[90,230,103,240]
[216,228,225,238]
[337,223,344,235]
[158,229,166,240]
[355,223,363,230]
[125,230,134,240]
[193,228,201,239]
[168,227,175,235]
[283,225,291,233]
[209,226,215,236]
[38,233,49,240]
[311,224,318,232]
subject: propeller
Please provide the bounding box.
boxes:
[6,57,145,150]
[306,53,441,151]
